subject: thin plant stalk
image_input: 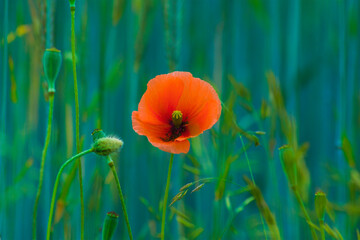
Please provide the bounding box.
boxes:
[1,0,8,133]
[107,156,133,240]
[320,221,325,240]
[336,0,347,235]
[32,93,55,240]
[46,148,93,240]
[293,188,318,240]
[161,153,174,240]
[1,0,9,235]
[280,146,318,240]
[70,6,85,240]
[240,135,268,240]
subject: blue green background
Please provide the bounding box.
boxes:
[1,0,360,239]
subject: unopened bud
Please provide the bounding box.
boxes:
[315,191,327,222]
[43,48,62,93]
[69,0,75,8]
[93,137,123,156]
[102,211,119,240]
[91,129,106,143]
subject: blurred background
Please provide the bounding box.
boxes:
[1,0,360,239]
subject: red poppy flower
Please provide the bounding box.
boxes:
[132,71,221,154]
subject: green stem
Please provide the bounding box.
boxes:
[107,157,133,240]
[70,7,84,240]
[46,148,93,240]
[320,221,325,240]
[240,135,268,240]
[1,0,8,134]
[161,153,174,240]
[32,93,54,240]
[293,188,318,240]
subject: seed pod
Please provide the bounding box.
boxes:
[43,48,62,93]
[102,211,119,240]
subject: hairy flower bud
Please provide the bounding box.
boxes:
[93,137,123,156]
[43,48,62,93]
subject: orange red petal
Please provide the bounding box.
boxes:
[137,73,185,124]
[175,74,221,138]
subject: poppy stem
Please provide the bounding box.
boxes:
[46,148,93,240]
[33,93,54,240]
[70,5,85,240]
[240,135,268,240]
[161,153,174,240]
[107,156,133,240]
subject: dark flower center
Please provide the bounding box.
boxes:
[162,110,187,142]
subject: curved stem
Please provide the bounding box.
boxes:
[161,153,174,240]
[33,93,54,240]
[293,188,318,240]
[107,157,133,240]
[240,135,268,240]
[46,148,93,240]
[70,7,84,240]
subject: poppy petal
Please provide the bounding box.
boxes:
[148,138,190,154]
[176,74,221,138]
[132,111,171,139]
[137,73,185,125]
[133,111,190,154]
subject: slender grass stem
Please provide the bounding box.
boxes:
[161,153,174,240]
[70,7,84,240]
[32,94,54,240]
[1,3,9,234]
[293,188,318,240]
[107,157,133,240]
[1,0,8,134]
[320,221,325,240]
[239,136,254,183]
[240,135,268,240]
[46,148,93,240]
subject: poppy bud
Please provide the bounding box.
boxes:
[91,129,106,143]
[102,211,119,240]
[43,48,62,93]
[93,137,123,156]
[315,191,327,222]
[68,0,75,8]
